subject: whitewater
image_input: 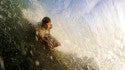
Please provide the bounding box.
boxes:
[22,0,125,70]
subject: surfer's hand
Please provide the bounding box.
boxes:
[48,43,54,49]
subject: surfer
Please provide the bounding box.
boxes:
[36,17,60,49]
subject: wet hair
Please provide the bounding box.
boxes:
[41,17,51,27]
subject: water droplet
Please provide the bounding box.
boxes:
[50,56,53,60]
[0,15,3,19]
[35,60,39,66]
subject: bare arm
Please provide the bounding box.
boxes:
[37,29,54,48]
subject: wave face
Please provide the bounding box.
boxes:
[1,0,125,70]
[0,0,67,70]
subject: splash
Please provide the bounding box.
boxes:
[22,0,125,70]
[22,0,46,24]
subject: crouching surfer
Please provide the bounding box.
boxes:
[36,17,60,49]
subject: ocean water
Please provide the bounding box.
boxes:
[22,0,125,70]
[1,0,125,70]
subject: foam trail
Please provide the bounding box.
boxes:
[22,0,125,70]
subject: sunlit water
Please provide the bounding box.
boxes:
[22,0,125,70]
